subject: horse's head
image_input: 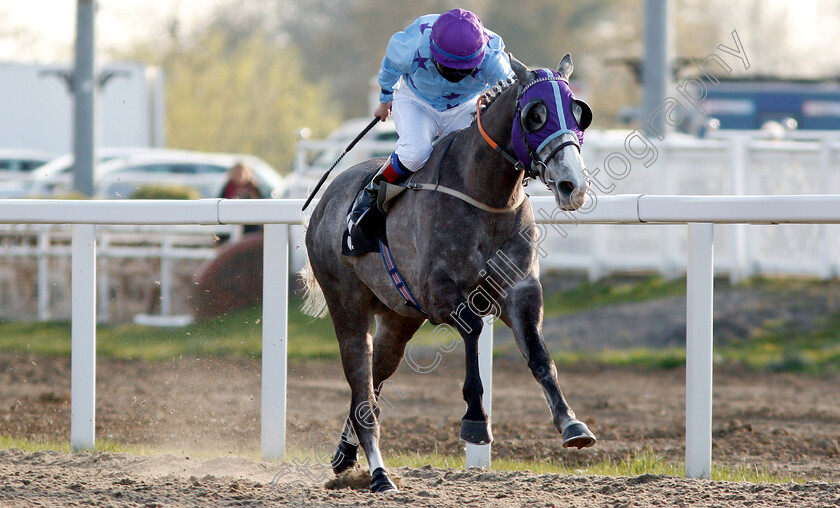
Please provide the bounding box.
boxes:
[509,54,592,211]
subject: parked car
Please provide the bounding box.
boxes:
[6,148,283,199]
[282,118,397,198]
[93,150,284,199]
[20,147,157,197]
[0,148,55,181]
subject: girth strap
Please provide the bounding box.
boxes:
[378,240,425,314]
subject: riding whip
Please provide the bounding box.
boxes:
[301,116,381,211]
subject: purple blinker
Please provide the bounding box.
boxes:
[511,68,586,171]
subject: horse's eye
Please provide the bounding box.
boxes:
[522,101,548,133]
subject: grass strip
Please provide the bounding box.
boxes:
[0,436,796,484]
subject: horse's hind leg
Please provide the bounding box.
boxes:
[372,312,425,391]
[329,304,401,492]
[331,417,360,475]
[331,312,424,476]
[503,277,596,449]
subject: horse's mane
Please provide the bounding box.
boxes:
[412,75,518,184]
[472,76,518,122]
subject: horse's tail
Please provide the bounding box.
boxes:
[299,259,328,318]
[298,212,328,319]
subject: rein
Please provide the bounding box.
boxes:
[476,95,525,173]
[391,72,585,215]
[477,93,552,184]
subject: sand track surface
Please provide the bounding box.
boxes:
[2,350,840,505]
[2,448,840,507]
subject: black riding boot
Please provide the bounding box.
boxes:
[347,170,385,231]
[347,156,408,233]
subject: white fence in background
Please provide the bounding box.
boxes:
[0,224,240,323]
[6,134,840,325]
[2,195,840,479]
[287,132,840,281]
[554,133,840,281]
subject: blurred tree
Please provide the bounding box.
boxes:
[117,0,840,138]
[120,28,340,174]
[483,0,610,71]
[294,0,646,125]
[678,0,808,78]
[0,4,71,61]
[281,0,634,121]
[675,0,726,59]
[286,0,460,118]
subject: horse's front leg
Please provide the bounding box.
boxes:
[459,311,493,444]
[502,276,596,449]
[427,270,492,444]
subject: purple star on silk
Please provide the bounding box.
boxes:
[420,23,432,34]
[443,92,460,100]
[413,51,429,70]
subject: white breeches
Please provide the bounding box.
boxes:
[392,85,477,172]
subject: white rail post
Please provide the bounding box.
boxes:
[160,234,173,316]
[685,222,714,479]
[261,223,289,460]
[71,224,97,452]
[37,229,50,321]
[465,315,494,468]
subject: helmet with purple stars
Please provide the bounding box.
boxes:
[429,8,488,71]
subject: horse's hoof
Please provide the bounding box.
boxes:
[370,467,398,493]
[561,419,597,449]
[460,419,493,444]
[331,439,358,475]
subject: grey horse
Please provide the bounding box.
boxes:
[301,54,596,493]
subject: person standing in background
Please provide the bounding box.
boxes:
[220,161,263,235]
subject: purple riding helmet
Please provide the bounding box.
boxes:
[511,68,592,181]
[430,9,488,70]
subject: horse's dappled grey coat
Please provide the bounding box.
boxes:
[301,54,595,493]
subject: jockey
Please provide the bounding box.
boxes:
[347,8,514,233]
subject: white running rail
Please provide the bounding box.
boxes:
[2,195,840,478]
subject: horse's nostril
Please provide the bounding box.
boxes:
[558,181,575,197]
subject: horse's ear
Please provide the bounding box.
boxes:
[509,53,531,83]
[557,53,574,80]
